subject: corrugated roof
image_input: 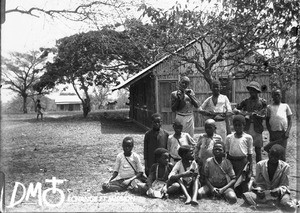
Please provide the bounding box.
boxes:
[112,39,197,91]
[55,95,82,104]
[112,54,170,91]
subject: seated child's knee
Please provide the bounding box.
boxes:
[167,182,181,194]
[226,193,237,204]
[102,183,109,191]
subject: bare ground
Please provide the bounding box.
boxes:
[0,110,298,212]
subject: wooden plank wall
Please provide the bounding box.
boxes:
[130,74,156,128]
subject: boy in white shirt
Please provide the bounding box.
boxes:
[265,89,292,161]
[167,119,196,164]
[102,136,145,192]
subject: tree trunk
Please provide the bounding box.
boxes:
[82,100,91,118]
[22,95,28,114]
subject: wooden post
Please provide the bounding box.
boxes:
[155,74,159,113]
[296,60,300,202]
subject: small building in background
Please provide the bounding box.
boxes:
[112,41,272,130]
[55,93,82,111]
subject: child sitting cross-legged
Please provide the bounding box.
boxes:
[242,144,296,211]
[145,148,174,199]
[198,141,237,204]
[168,145,200,205]
[102,136,146,193]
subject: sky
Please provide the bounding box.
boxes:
[1,0,203,103]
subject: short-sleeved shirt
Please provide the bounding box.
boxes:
[267,103,292,131]
[204,157,236,188]
[167,133,196,160]
[168,160,198,183]
[200,94,232,120]
[225,132,253,157]
[194,133,222,163]
[113,152,143,179]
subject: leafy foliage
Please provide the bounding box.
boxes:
[139,0,299,89]
[2,51,47,113]
[38,22,162,117]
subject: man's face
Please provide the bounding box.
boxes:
[179,80,189,90]
[272,90,281,104]
[211,83,220,95]
[152,117,162,130]
[248,88,258,98]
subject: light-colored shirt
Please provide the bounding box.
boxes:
[169,160,198,183]
[267,103,292,131]
[225,132,253,157]
[114,152,143,179]
[200,94,232,120]
[167,132,196,161]
[204,157,236,188]
[194,133,222,163]
[255,159,290,190]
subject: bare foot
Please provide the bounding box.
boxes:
[185,197,191,205]
[190,200,199,206]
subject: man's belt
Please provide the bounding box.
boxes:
[176,112,193,116]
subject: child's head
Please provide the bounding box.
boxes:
[154,148,169,166]
[178,145,194,160]
[173,119,183,135]
[271,89,282,104]
[212,141,226,158]
[269,144,285,163]
[151,113,162,131]
[122,136,134,156]
[204,119,216,136]
[232,115,246,134]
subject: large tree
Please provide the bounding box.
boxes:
[38,24,160,117]
[139,0,299,88]
[2,51,47,113]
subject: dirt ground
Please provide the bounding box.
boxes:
[0,110,298,212]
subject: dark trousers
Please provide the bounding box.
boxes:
[264,131,287,161]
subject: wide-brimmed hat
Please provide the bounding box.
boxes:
[246,81,261,93]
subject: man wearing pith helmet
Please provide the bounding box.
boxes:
[234,81,267,163]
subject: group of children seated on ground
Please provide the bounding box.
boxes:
[102,113,296,211]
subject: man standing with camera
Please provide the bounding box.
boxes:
[171,76,199,138]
